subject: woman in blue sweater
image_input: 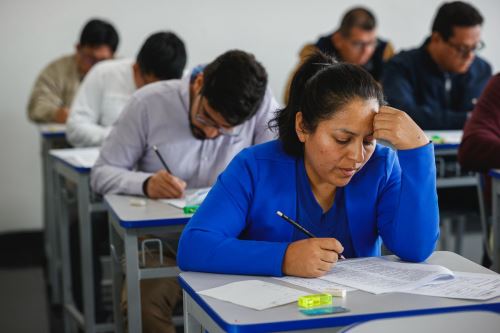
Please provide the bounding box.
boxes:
[177,51,439,278]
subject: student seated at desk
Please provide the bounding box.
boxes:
[27,19,118,124]
[91,50,279,333]
[66,31,186,147]
[178,52,440,278]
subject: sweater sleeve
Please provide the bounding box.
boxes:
[27,63,65,123]
[458,74,500,171]
[377,143,440,262]
[177,150,289,276]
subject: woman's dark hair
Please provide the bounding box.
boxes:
[270,51,384,157]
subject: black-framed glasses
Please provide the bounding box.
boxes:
[445,40,485,58]
[194,96,241,137]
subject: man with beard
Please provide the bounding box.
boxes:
[90,50,278,333]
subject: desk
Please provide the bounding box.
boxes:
[426,130,487,255]
[39,124,68,305]
[50,148,112,333]
[105,194,191,333]
[490,169,500,272]
[179,251,500,333]
[340,310,500,333]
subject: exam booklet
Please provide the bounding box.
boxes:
[319,257,455,294]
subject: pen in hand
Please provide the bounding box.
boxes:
[153,145,172,174]
[276,210,346,260]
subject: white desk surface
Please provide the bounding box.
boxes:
[340,310,500,333]
[49,147,99,170]
[105,194,191,228]
[179,251,500,332]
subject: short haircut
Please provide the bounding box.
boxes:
[270,51,384,157]
[201,50,268,126]
[338,7,377,36]
[79,19,119,53]
[136,31,187,80]
[432,1,483,41]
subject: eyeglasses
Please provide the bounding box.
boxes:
[445,40,485,58]
[194,96,241,137]
[348,39,378,51]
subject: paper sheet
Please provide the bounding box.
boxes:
[274,276,356,293]
[159,187,211,209]
[319,257,454,294]
[406,271,500,300]
[198,280,309,310]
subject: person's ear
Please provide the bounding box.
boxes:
[431,32,442,44]
[193,73,204,95]
[295,112,308,142]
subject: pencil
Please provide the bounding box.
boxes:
[276,210,346,260]
[152,145,172,174]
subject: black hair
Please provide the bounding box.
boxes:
[432,1,483,41]
[136,31,187,80]
[79,19,119,53]
[270,51,384,157]
[201,50,268,126]
[338,7,377,36]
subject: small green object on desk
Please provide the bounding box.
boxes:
[431,135,445,144]
[183,205,199,214]
[298,293,333,309]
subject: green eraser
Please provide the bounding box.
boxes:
[183,205,199,214]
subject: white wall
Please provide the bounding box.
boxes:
[0,0,498,233]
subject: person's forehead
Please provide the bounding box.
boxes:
[323,98,378,133]
[449,25,481,44]
[347,27,377,40]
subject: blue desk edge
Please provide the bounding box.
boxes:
[178,275,500,333]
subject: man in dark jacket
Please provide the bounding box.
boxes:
[382,1,491,130]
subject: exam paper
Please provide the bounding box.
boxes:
[274,276,356,293]
[159,187,211,209]
[320,257,454,294]
[198,280,309,310]
[406,271,500,300]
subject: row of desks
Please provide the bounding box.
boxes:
[39,126,500,332]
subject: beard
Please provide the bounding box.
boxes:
[188,117,207,140]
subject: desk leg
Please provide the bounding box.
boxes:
[124,229,142,332]
[109,215,124,333]
[44,139,61,305]
[183,291,202,333]
[54,168,76,333]
[493,180,500,273]
[77,175,96,333]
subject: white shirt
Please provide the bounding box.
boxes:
[91,74,280,196]
[67,58,136,147]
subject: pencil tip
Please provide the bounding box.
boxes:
[153,145,158,151]
[276,211,283,216]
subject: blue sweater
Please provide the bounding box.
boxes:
[382,39,491,130]
[177,140,439,276]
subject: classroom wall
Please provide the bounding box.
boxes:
[0,0,498,233]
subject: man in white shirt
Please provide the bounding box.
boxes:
[66,31,187,147]
[91,50,279,332]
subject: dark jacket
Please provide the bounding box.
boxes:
[382,38,491,130]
